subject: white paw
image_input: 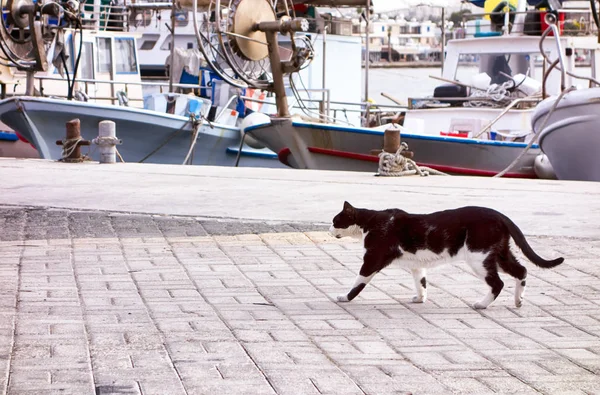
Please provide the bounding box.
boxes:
[473,302,488,310]
[336,294,349,303]
[411,296,426,303]
[515,298,523,308]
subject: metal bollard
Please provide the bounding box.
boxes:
[56,119,91,162]
[383,128,414,159]
[383,129,400,153]
[92,121,122,164]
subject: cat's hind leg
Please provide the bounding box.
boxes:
[411,268,427,303]
[499,251,527,308]
[473,254,504,309]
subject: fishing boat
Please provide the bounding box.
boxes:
[188,0,598,177]
[239,1,599,177]
[0,2,282,167]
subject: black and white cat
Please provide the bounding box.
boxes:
[329,202,564,309]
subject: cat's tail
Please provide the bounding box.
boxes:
[500,214,564,268]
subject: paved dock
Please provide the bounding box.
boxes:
[0,158,599,395]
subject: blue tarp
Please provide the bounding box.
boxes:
[0,131,18,142]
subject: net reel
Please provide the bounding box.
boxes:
[191,0,313,116]
[1,0,81,72]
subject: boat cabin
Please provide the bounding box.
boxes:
[441,34,600,98]
[3,30,145,108]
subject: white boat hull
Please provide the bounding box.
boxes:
[532,88,600,182]
[247,118,540,178]
[0,97,283,167]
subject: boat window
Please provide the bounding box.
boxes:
[97,37,112,73]
[80,42,94,80]
[160,36,173,51]
[455,51,595,88]
[115,38,138,74]
[140,40,157,50]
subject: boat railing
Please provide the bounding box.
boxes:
[32,75,208,105]
[242,93,408,125]
[247,87,333,122]
[457,7,599,39]
[288,87,331,122]
[76,3,129,32]
[406,96,541,109]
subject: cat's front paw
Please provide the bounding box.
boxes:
[411,296,426,303]
[336,294,349,303]
[473,302,488,310]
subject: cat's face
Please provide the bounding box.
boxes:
[329,201,362,239]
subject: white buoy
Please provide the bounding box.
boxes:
[240,112,270,149]
[534,154,557,180]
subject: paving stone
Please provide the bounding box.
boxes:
[1,207,599,394]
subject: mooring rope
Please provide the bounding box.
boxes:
[182,118,202,165]
[493,87,573,178]
[377,142,448,177]
[59,137,84,161]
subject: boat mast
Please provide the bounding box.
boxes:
[168,0,176,92]
[364,0,369,104]
[322,19,327,120]
[93,0,101,29]
[441,6,445,74]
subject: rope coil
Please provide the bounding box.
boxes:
[464,80,515,108]
[377,142,448,177]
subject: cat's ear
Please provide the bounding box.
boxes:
[343,201,354,212]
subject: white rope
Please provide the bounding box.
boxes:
[60,137,83,160]
[493,87,573,178]
[182,117,202,165]
[376,142,448,177]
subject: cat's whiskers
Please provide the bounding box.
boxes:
[329,224,362,240]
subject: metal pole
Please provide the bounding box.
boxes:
[265,31,290,118]
[256,18,308,118]
[168,0,176,92]
[321,22,327,121]
[25,71,34,96]
[93,0,101,29]
[322,23,327,101]
[364,0,370,104]
[441,7,445,75]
